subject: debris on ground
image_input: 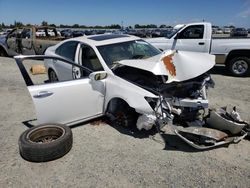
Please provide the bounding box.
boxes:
[159,106,250,150]
[30,64,46,75]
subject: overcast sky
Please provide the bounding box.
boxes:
[0,0,250,27]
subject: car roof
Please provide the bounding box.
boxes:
[66,34,140,46]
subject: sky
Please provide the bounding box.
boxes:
[0,0,250,27]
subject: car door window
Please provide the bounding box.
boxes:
[80,45,104,73]
[178,25,204,39]
[56,41,78,61]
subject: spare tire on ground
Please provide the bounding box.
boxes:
[19,124,73,162]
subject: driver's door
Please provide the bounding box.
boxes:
[15,56,105,125]
[6,29,19,55]
[21,28,35,55]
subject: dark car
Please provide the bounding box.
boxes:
[60,29,73,38]
[248,28,250,34]
[230,28,248,37]
[72,30,85,37]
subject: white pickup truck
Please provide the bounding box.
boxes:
[146,22,250,77]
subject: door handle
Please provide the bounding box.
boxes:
[33,91,53,98]
[198,42,205,45]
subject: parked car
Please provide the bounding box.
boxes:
[216,29,223,34]
[247,28,250,34]
[72,30,85,37]
[230,28,248,37]
[15,34,215,132]
[0,26,63,56]
[60,29,73,38]
[146,22,250,76]
[223,28,231,34]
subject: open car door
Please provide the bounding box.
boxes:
[15,55,106,125]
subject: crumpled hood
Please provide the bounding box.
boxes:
[118,50,215,83]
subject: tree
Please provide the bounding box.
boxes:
[49,24,57,27]
[41,21,48,26]
[159,24,166,28]
[14,21,23,27]
[134,24,140,29]
[109,24,121,29]
[72,24,79,28]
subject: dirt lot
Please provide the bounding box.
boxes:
[0,57,249,188]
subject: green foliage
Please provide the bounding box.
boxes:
[41,21,48,26]
[134,24,157,29]
[14,21,23,27]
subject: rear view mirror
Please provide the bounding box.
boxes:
[89,71,107,81]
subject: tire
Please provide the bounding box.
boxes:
[49,69,58,82]
[19,124,73,162]
[107,101,137,129]
[227,57,250,77]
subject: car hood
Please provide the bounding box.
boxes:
[118,50,215,83]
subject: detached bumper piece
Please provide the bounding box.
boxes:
[173,106,249,150]
[174,127,248,150]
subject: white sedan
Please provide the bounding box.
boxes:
[15,34,215,130]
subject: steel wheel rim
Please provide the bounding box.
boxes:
[232,60,248,75]
[27,125,65,144]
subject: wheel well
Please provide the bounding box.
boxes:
[225,50,250,65]
[106,98,130,114]
[0,46,8,57]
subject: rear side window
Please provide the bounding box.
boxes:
[178,25,204,39]
[55,41,78,61]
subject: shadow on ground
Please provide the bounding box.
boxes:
[22,119,37,128]
[107,122,201,152]
[23,118,232,152]
[209,65,250,77]
[208,65,230,76]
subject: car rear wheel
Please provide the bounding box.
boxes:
[227,57,250,77]
[19,124,73,162]
[49,69,58,82]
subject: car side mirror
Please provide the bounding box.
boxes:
[174,32,180,40]
[89,71,107,81]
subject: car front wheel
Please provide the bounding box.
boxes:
[107,101,138,129]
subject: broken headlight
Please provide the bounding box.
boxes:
[144,97,158,110]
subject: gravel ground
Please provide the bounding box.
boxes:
[0,57,249,188]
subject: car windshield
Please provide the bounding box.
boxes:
[97,40,161,67]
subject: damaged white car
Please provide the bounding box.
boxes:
[15,34,216,131]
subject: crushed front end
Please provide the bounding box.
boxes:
[143,73,214,130]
